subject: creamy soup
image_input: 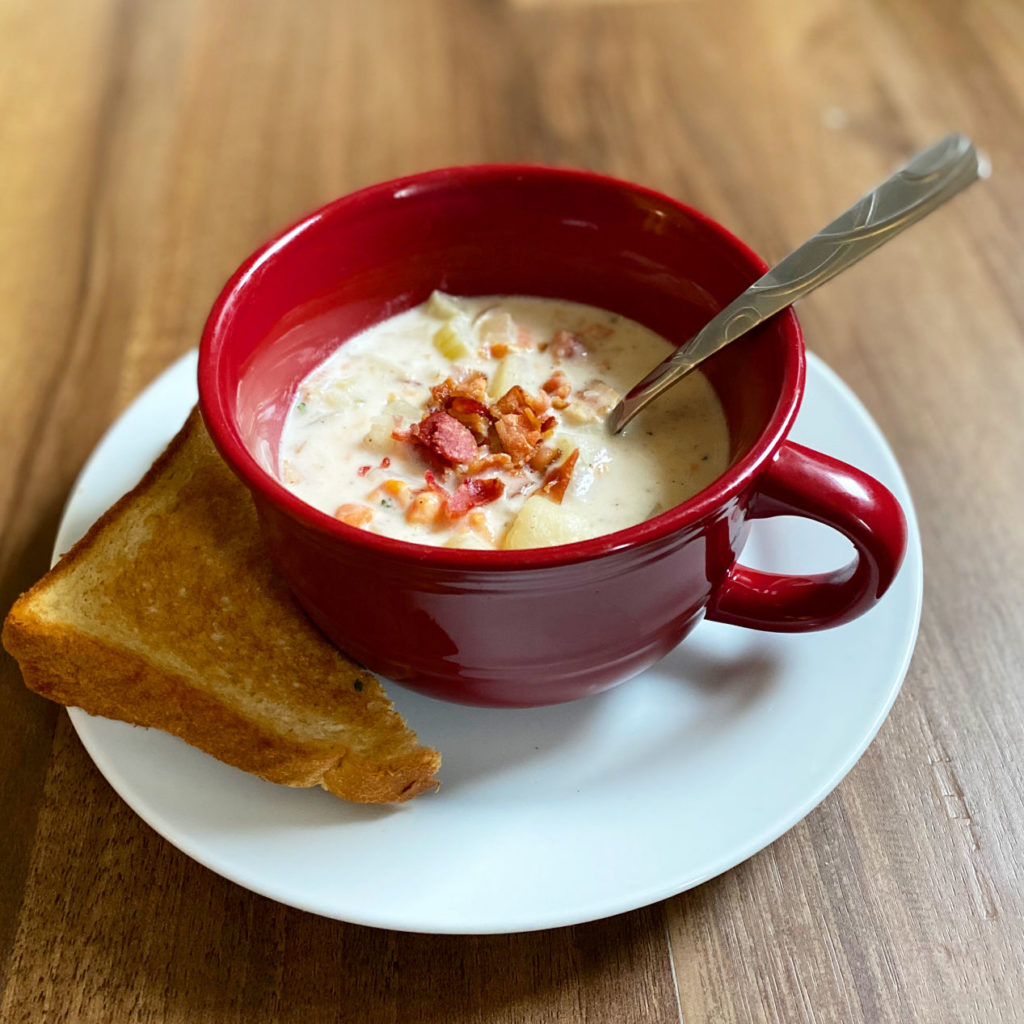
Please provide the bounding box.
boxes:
[278,294,730,549]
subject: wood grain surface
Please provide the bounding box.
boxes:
[2,0,1022,1021]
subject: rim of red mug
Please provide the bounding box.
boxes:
[198,164,806,569]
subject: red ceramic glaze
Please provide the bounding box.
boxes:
[198,165,908,707]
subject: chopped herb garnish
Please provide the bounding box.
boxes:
[354,679,363,692]
[380,498,393,509]
[297,402,307,413]
[701,454,708,461]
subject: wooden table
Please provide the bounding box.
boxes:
[3,0,1022,1020]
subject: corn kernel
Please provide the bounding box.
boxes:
[334,504,373,528]
[467,510,494,543]
[406,491,442,524]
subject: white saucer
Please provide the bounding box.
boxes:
[60,350,922,935]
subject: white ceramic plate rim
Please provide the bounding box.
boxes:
[61,350,922,934]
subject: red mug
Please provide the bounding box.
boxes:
[198,166,907,707]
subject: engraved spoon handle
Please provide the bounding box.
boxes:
[609,134,986,433]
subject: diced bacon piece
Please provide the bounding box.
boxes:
[448,477,505,517]
[578,379,620,416]
[447,395,492,441]
[422,470,449,497]
[489,343,509,359]
[468,452,514,474]
[562,378,622,425]
[529,444,562,472]
[493,383,550,419]
[539,449,580,504]
[334,503,374,527]
[489,385,549,466]
[561,401,601,425]
[430,378,455,407]
[542,370,572,400]
[495,414,542,466]
[357,465,371,477]
[550,330,587,361]
[492,385,531,417]
[528,389,551,414]
[422,471,504,520]
[408,410,479,465]
[432,372,490,409]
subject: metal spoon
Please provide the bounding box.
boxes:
[608,134,987,433]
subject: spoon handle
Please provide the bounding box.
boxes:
[609,134,986,432]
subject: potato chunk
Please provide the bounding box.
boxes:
[502,495,588,549]
[489,353,534,398]
[433,319,473,360]
[426,290,464,319]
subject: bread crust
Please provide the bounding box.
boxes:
[2,409,440,804]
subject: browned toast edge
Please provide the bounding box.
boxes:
[1,410,440,804]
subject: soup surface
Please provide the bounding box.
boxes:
[278,293,729,549]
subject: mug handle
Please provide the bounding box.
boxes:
[705,441,908,631]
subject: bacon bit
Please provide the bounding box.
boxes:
[492,385,531,416]
[578,379,620,416]
[447,395,492,441]
[539,449,580,504]
[489,342,509,359]
[498,385,550,418]
[529,444,562,472]
[542,370,572,400]
[428,375,494,441]
[422,470,447,496]
[430,379,455,407]
[357,465,371,477]
[550,330,587,361]
[468,452,514,474]
[561,401,600,425]
[528,389,551,414]
[409,410,479,465]
[380,456,391,468]
[489,385,547,466]
[422,471,504,520]
[495,414,541,467]
[334,503,374,527]
[540,415,557,434]
[449,477,504,517]
[432,372,489,409]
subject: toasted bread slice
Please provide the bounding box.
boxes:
[2,408,440,803]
